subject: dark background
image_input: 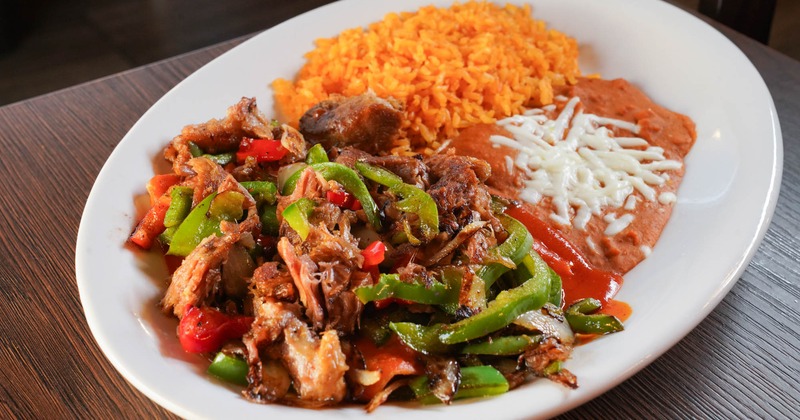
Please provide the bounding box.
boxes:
[0,0,797,106]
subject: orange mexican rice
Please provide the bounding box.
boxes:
[272,1,580,153]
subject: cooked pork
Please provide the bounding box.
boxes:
[424,150,500,235]
[299,92,402,154]
[138,91,631,412]
[162,221,242,318]
[280,319,348,403]
[184,157,256,207]
[165,97,275,172]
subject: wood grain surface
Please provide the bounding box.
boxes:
[0,5,798,420]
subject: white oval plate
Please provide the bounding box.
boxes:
[75,0,782,418]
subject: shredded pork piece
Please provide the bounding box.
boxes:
[243,295,301,403]
[522,337,578,389]
[424,150,501,235]
[183,157,256,207]
[277,237,325,329]
[280,319,349,403]
[165,97,275,173]
[162,221,241,318]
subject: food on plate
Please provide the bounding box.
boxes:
[273,1,579,153]
[126,0,697,412]
[129,94,626,410]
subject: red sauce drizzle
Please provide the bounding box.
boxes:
[599,299,632,322]
[505,205,623,308]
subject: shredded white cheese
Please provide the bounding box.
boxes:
[640,245,653,257]
[658,192,677,204]
[624,195,638,211]
[492,96,682,236]
[604,214,634,236]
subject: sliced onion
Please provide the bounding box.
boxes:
[353,369,381,386]
[277,162,308,192]
[514,309,575,345]
[221,244,255,297]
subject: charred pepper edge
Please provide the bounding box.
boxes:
[354,161,439,241]
[439,248,551,344]
[409,365,509,404]
[565,298,625,335]
[284,162,382,230]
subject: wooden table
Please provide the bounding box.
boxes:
[1,3,797,419]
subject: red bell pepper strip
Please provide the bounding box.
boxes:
[326,189,362,210]
[129,194,171,249]
[353,336,423,401]
[361,240,386,268]
[177,306,254,353]
[146,174,181,206]
[236,137,288,163]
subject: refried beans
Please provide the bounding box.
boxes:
[449,77,697,274]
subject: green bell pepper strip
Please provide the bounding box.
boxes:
[279,163,308,195]
[312,162,382,230]
[354,160,403,188]
[439,249,551,344]
[478,213,534,290]
[259,204,279,236]
[393,183,439,241]
[163,186,193,228]
[159,226,178,246]
[409,365,509,404]
[354,161,438,241]
[305,143,329,164]
[282,197,315,240]
[158,186,194,246]
[239,181,277,205]
[167,191,245,257]
[565,298,624,335]
[283,163,382,230]
[542,360,563,376]
[353,270,460,306]
[187,141,235,165]
[207,352,248,386]
[188,141,204,157]
[547,268,563,307]
[389,322,452,354]
[203,152,235,166]
[461,334,542,356]
[512,250,563,307]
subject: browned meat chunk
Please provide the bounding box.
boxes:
[522,337,577,389]
[424,150,500,235]
[183,157,256,207]
[243,298,300,403]
[280,319,348,403]
[277,237,325,328]
[251,262,296,302]
[165,97,275,173]
[162,221,242,318]
[306,214,370,334]
[299,92,402,154]
[243,291,348,405]
[332,147,428,188]
[365,154,429,189]
[277,214,369,334]
[331,147,371,168]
